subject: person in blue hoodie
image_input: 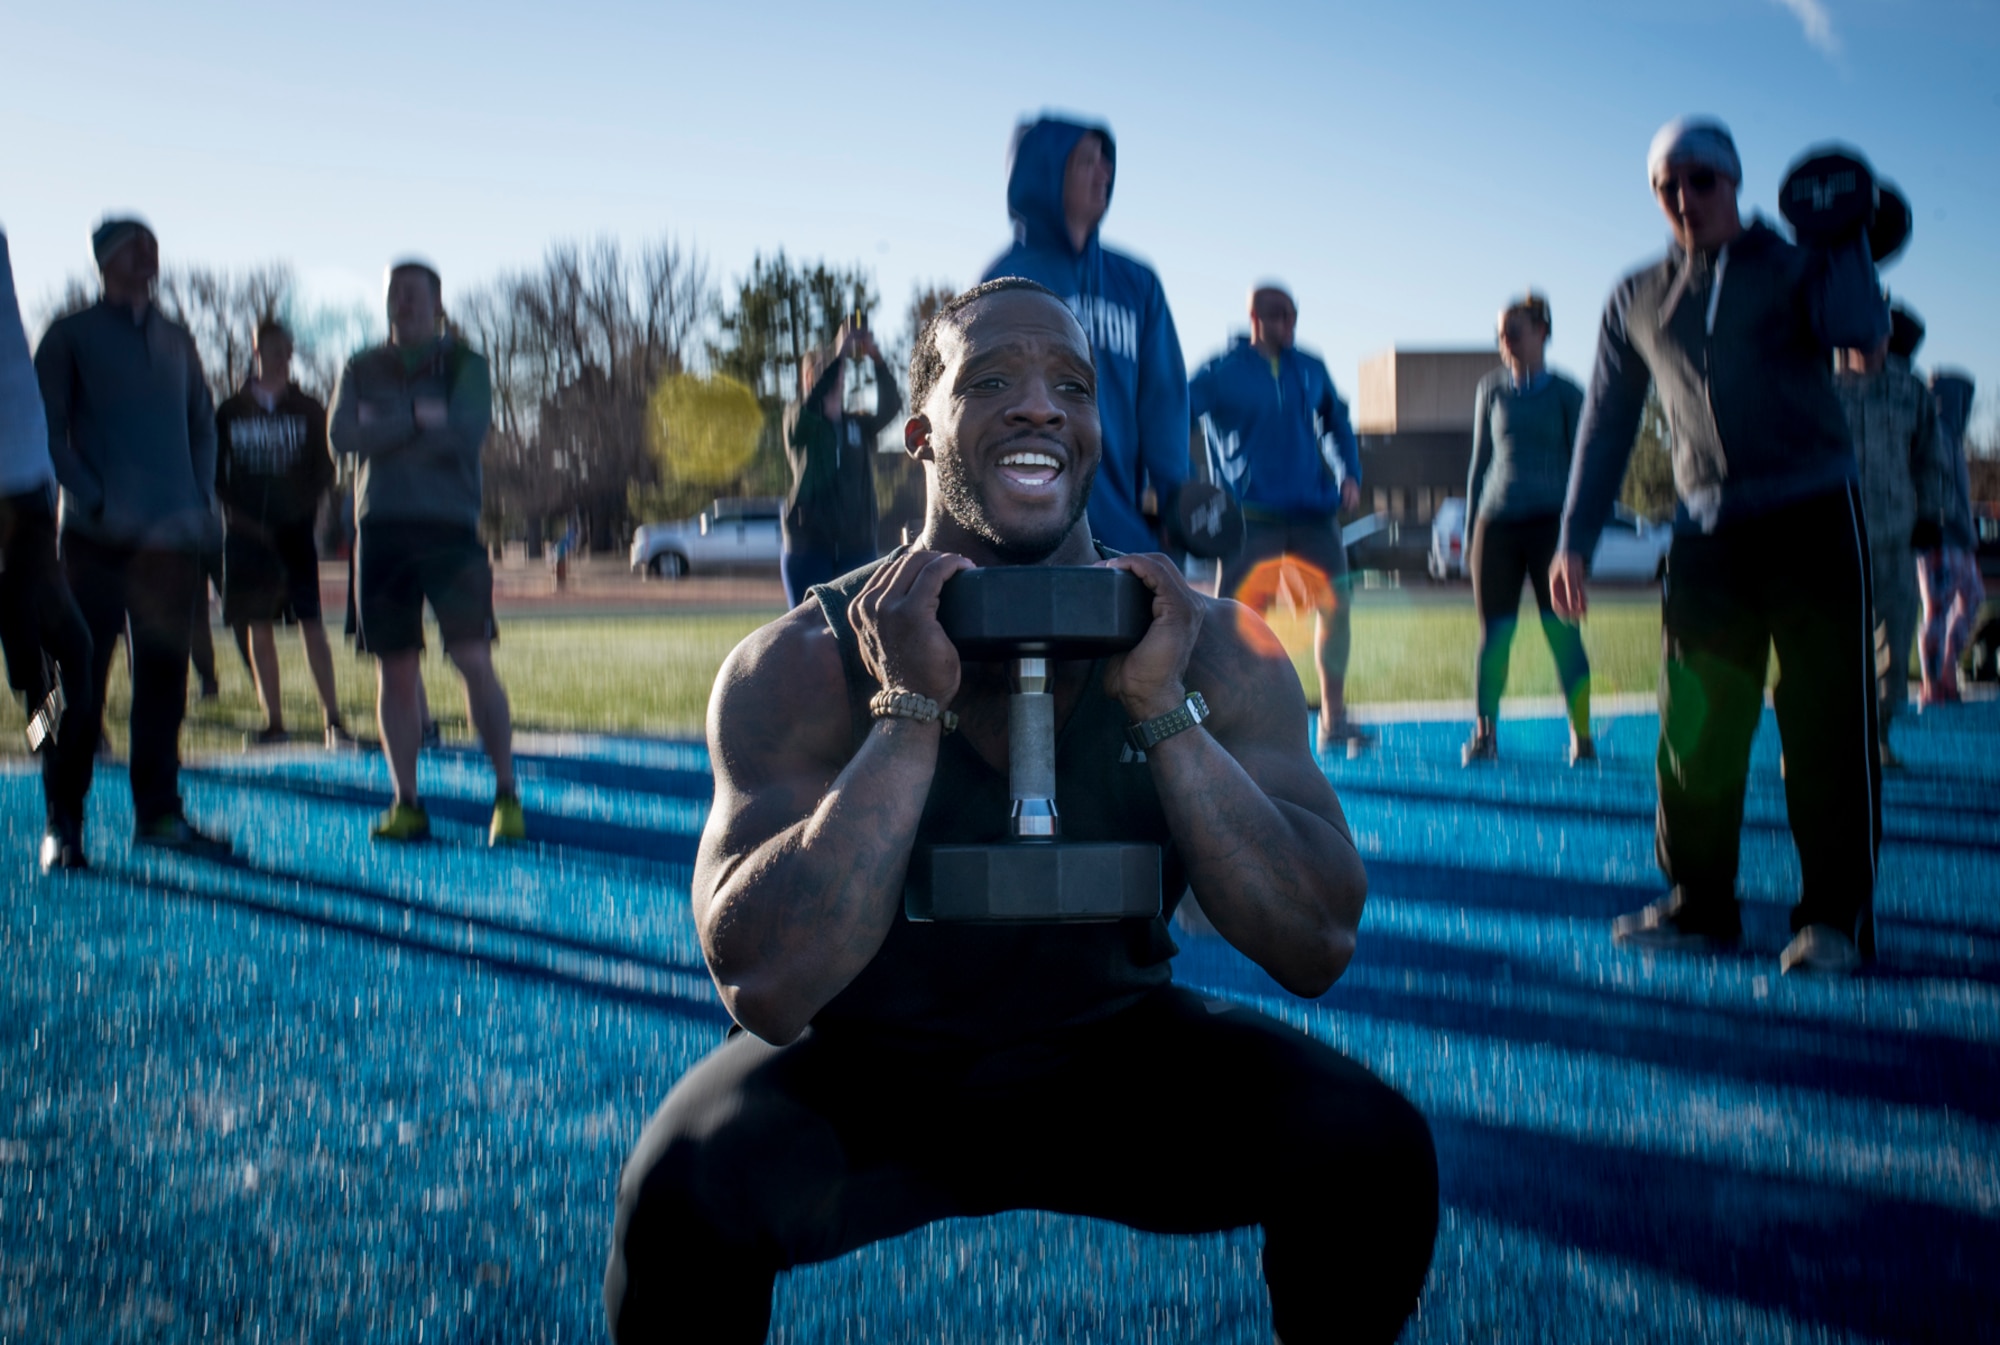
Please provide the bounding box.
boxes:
[981,115,1188,556]
[1189,283,1370,751]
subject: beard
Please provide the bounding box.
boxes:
[932,443,1097,564]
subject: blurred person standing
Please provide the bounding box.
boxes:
[1554,119,1889,975]
[1460,294,1592,766]
[1920,370,1984,703]
[216,318,352,749]
[1834,303,1949,765]
[1188,283,1372,752]
[0,227,94,868]
[781,321,901,605]
[330,260,520,845]
[32,217,233,866]
[982,115,1189,555]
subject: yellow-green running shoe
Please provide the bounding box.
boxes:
[489,794,526,847]
[370,802,432,843]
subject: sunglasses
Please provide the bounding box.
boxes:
[1655,168,1720,203]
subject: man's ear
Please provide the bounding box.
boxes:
[904,413,933,462]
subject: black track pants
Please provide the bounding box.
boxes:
[47,533,200,828]
[605,985,1439,1344]
[1469,512,1590,723]
[1655,484,1882,938]
[0,490,92,802]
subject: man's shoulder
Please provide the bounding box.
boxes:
[1093,243,1165,298]
[214,390,255,421]
[981,243,1068,292]
[710,600,853,753]
[284,384,328,416]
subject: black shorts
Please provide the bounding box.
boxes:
[356,520,496,656]
[1216,511,1350,608]
[223,519,322,626]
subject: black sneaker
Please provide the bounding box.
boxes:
[1569,735,1598,767]
[38,816,87,874]
[133,814,233,860]
[244,725,291,750]
[421,720,442,749]
[1461,724,1497,766]
[1611,888,1742,953]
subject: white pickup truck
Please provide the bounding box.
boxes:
[630,498,784,578]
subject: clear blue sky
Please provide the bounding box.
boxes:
[4,0,1996,423]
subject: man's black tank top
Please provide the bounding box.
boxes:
[809,553,1185,1049]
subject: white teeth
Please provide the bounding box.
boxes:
[1000,452,1060,468]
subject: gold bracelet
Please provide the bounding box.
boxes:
[869,688,958,733]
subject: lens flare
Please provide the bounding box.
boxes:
[647,373,764,486]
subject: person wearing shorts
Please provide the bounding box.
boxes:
[216,319,350,748]
[1190,284,1370,751]
[329,259,519,845]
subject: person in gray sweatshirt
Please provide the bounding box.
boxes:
[329,259,520,846]
[32,218,234,867]
[1,228,94,867]
[1835,304,1949,765]
[1461,293,1590,767]
[1556,119,1891,976]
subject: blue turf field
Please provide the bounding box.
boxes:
[3,704,1996,1343]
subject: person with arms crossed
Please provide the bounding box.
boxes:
[982,115,1189,556]
[1554,119,1889,975]
[216,318,353,749]
[1461,293,1592,766]
[604,278,1437,1345]
[33,217,234,867]
[1189,283,1373,752]
[329,260,521,845]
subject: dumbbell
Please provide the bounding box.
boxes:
[1780,144,1911,265]
[903,565,1164,923]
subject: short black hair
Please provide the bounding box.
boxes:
[254,317,292,347]
[908,277,1072,414]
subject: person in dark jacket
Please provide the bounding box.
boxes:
[1553,118,1890,976]
[1918,371,1984,703]
[981,115,1189,555]
[215,318,351,749]
[781,321,901,605]
[1461,294,1591,766]
[32,217,234,868]
[1188,284,1371,751]
[330,259,519,847]
[0,228,93,839]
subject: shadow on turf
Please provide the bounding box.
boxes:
[99,857,731,1027]
[1329,774,2000,855]
[184,766,702,866]
[1437,1116,2000,1344]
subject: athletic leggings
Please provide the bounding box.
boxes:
[1470,512,1590,724]
[605,984,1438,1344]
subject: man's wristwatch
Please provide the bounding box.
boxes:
[869,688,958,733]
[1126,691,1209,753]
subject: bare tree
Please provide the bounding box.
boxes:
[459,235,717,552]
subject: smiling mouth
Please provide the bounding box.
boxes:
[997,450,1064,490]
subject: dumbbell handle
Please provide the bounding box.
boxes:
[1010,657,1058,839]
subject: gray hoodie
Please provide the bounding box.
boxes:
[34,298,219,551]
[329,337,491,531]
[0,232,53,499]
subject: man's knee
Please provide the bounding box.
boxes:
[377,650,422,694]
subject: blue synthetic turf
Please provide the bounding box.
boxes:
[3,705,1996,1342]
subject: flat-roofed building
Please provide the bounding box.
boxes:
[1354,348,1499,539]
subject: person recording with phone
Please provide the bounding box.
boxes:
[781,320,903,606]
